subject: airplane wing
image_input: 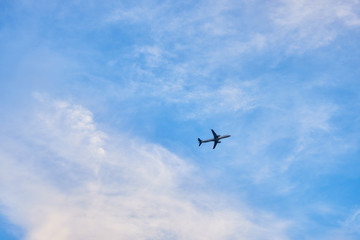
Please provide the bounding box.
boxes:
[211,129,217,138]
[213,141,218,149]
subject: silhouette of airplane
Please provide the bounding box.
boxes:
[198,129,231,149]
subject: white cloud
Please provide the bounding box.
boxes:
[126,77,258,119]
[0,97,289,240]
[317,209,360,239]
[96,0,360,123]
[271,0,360,51]
[105,0,360,61]
[343,209,360,234]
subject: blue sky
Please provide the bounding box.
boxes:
[1,0,360,239]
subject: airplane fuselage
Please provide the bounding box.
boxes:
[203,135,231,142]
[198,129,231,149]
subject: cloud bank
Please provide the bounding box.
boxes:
[0,98,288,240]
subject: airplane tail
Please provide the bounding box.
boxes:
[198,138,202,146]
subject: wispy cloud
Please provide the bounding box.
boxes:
[315,208,360,240]
[344,209,360,234]
[271,0,360,52]
[104,0,360,73]
[0,97,289,239]
[98,0,360,119]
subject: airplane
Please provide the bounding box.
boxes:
[198,129,231,149]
